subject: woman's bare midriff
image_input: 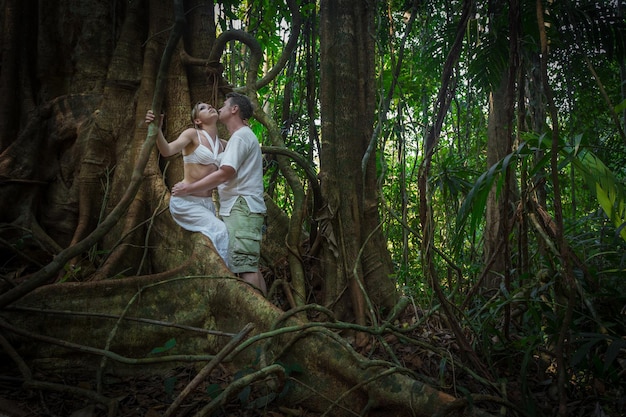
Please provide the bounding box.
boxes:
[182,162,218,197]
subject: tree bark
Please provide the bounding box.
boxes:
[484,76,515,291]
[319,0,396,325]
[483,0,520,292]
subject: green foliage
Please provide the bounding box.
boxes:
[570,146,626,241]
[149,338,177,355]
[453,141,531,251]
[206,383,223,399]
[164,376,177,400]
[209,0,626,412]
[464,260,626,414]
[455,135,626,256]
[571,333,626,383]
[549,1,626,62]
[465,12,511,92]
[60,263,81,283]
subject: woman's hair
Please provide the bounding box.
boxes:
[226,92,254,120]
[190,102,203,127]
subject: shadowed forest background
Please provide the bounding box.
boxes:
[1,0,625,416]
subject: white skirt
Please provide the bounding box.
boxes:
[169,195,229,267]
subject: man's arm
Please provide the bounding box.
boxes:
[171,165,236,196]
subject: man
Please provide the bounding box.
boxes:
[172,92,267,296]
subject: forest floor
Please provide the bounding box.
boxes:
[0,296,623,417]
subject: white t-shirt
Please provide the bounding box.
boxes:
[218,126,266,216]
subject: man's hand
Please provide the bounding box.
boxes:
[171,181,190,196]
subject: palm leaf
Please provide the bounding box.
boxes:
[570,148,626,241]
[453,142,531,250]
[455,137,626,251]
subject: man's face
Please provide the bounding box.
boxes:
[218,98,234,121]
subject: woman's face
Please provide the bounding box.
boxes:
[192,102,218,126]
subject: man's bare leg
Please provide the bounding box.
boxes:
[241,271,267,296]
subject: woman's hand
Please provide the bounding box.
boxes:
[145,110,164,128]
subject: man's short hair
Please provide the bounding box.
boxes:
[226,92,254,120]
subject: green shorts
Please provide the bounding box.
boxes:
[223,197,264,273]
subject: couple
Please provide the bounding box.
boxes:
[145,93,267,296]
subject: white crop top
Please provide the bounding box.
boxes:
[182,129,222,165]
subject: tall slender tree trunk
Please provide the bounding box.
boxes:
[483,0,520,292]
[318,0,396,323]
[484,77,515,291]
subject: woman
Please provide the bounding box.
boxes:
[145,102,229,266]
